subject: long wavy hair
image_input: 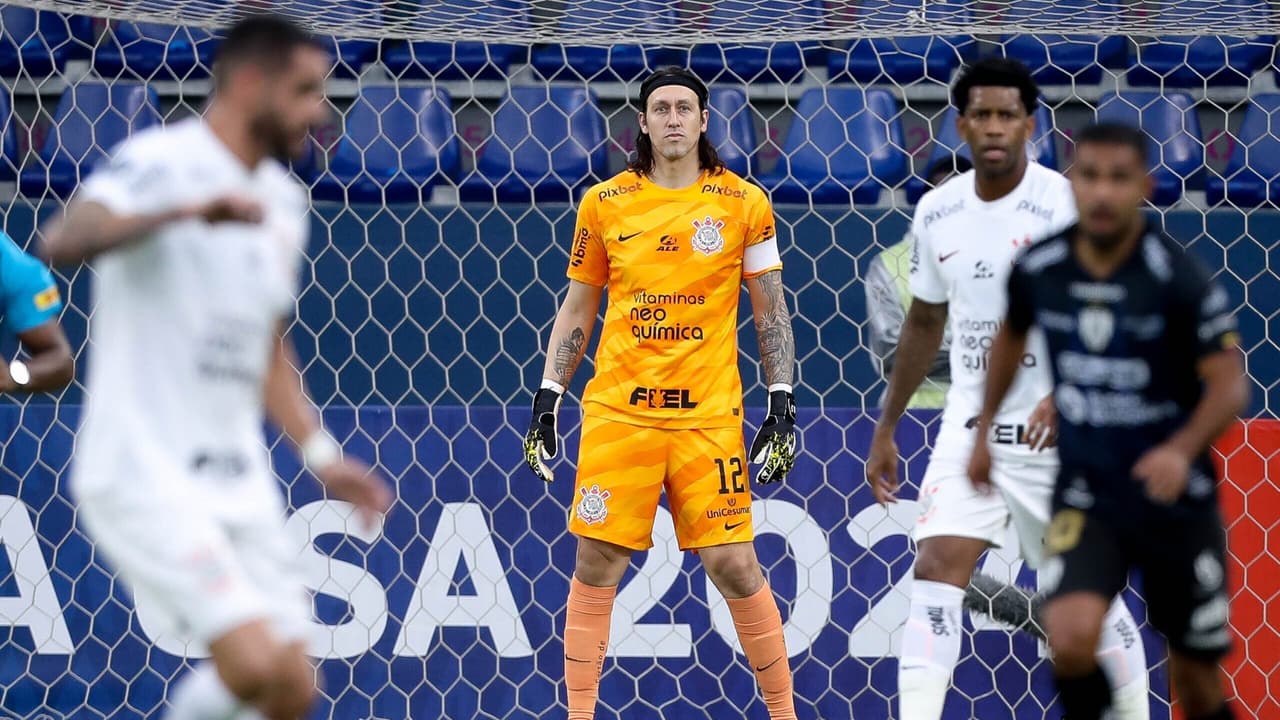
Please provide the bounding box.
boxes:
[627,68,726,177]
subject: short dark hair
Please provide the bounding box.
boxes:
[1074,122,1149,165]
[627,66,726,177]
[951,57,1039,115]
[213,14,324,84]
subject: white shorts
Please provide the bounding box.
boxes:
[912,454,1057,568]
[75,475,309,648]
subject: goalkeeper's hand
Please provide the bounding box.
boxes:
[750,387,797,484]
[523,387,562,482]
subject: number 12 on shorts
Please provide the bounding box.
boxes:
[715,457,745,494]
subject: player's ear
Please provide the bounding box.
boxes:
[1141,167,1154,200]
[700,108,709,133]
[637,110,648,135]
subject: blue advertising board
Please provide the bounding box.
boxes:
[0,406,1168,720]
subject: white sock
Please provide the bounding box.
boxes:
[1096,597,1151,720]
[166,663,264,720]
[898,579,966,720]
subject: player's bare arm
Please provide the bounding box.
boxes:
[866,297,948,504]
[264,322,391,526]
[746,269,797,484]
[2,320,75,393]
[967,321,1027,493]
[746,270,795,387]
[1134,347,1249,504]
[546,280,602,388]
[39,195,263,265]
[524,279,603,482]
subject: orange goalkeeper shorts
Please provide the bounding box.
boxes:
[569,414,752,551]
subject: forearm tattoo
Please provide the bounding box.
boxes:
[552,326,586,386]
[755,272,796,386]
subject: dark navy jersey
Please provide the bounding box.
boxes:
[1006,223,1239,514]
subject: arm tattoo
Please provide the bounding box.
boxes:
[552,326,587,386]
[754,271,796,386]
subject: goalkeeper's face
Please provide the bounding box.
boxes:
[958,86,1033,177]
[639,86,709,164]
[255,45,331,159]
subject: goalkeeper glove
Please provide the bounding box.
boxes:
[524,385,562,482]
[750,386,797,484]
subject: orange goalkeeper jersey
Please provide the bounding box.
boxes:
[566,168,781,429]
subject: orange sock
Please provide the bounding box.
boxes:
[564,577,616,720]
[727,583,797,720]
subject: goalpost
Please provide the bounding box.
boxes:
[0,1,1274,719]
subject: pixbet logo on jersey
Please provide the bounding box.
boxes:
[629,386,699,409]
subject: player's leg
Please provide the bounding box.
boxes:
[669,426,794,720]
[76,486,308,720]
[901,458,1008,720]
[1041,507,1132,720]
[1142,508,1233,720]
[999,462,1151,720]
[564,416,666,720]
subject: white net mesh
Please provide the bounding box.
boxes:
[0,2,1275,720]
[2,0,1280,41]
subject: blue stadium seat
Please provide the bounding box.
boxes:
[0,90,19,181]
[0,8,95,77]
[297,0,381,78]
[1096,91,1203,206]
[19,81,162,198]
[905,103,1058,203]
[998,0,1127,84]
[313,87,460,203]
[1129,0,1274,86]
[706,87,757,177]
[687,0,825,82]
[827,0,975,84]
[324,36,380,78]
[1206,94,1280,206]
[382,0,528,79]
[460,86,608,203]
[758,88,908,204]
[531,0,680,80]
[93,22,220,79]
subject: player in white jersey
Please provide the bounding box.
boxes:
[864,58,1150,720]
[40,16,391,720]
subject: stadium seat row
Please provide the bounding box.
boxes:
[8,79,1280,207]
[1,1,1278,86]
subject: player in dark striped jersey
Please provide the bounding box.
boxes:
[970,122,1249,720]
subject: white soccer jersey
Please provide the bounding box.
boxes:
[72,118,308,509]
[909,163,1076,462]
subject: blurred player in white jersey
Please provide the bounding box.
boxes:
[40,15,391,720]
[863,58,1150,720]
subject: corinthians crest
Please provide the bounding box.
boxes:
[1078,305,1115,353]
[691,216,726,255]
[576,484,611,525]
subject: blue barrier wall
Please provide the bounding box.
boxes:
[0,205,1274,414]
[0,406,1171,720]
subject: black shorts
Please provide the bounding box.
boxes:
[1043,504,1231,661]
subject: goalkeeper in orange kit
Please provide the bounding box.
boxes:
[522,66,799,720]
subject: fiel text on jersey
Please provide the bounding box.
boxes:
[629,386,699,409]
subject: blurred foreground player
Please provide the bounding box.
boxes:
[970,122,1248,720]
[523,66,799,719]
[41,16,391,720]
[0,230,73,393]
[864,58,1149,720]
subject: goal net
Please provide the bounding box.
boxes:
[0,2,1274,719]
